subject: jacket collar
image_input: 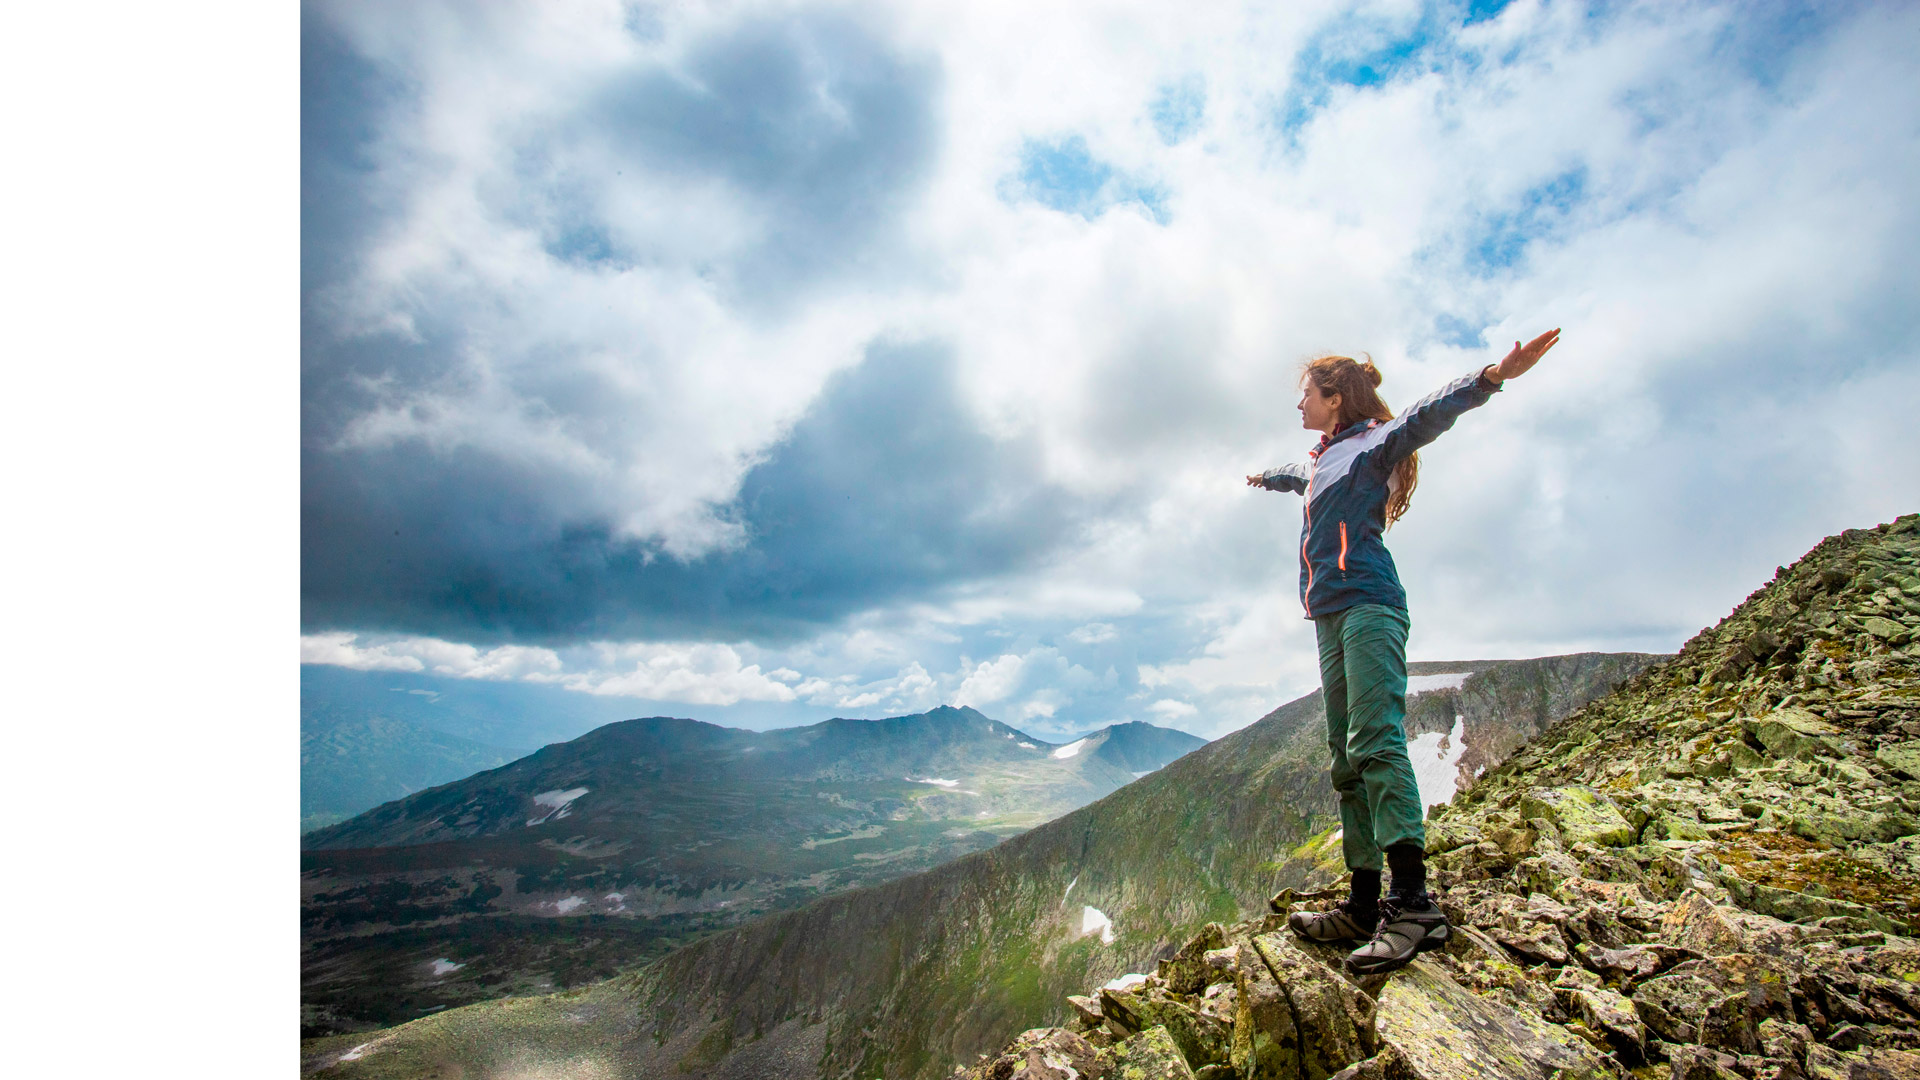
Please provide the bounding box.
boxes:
[1308,418,1376,459]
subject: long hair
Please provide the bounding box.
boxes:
[1303,354,1419,527]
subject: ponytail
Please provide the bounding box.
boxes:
[1302,354,1420,527]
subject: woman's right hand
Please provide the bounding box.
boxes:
[1486,328,1561,383]
[1246,474,1264,487]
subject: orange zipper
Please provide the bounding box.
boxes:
[1301,474,1315,616]
[1338,521,1348,573]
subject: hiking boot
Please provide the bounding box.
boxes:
[1287,901,1379,944]
[1343,895,1450,975]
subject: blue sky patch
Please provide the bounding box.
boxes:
[1462,166,1589,275]
[1279,7,1444,135]
[1007,135,1169,224]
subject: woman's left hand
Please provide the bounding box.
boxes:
[1486,328,1561,383]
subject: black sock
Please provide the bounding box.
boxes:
[1386,844,1427,902]
[1348,868,1381,912]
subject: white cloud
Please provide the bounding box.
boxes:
[554,643,797,706]
[953,653,1026,707]
[298,633,560,679]
[301,632,424,673]
[1148,699,1197,720]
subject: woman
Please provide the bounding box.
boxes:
[1246,328,1560,976]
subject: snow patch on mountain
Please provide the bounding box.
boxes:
[908,777,960,788]
[1407,672,1471,693]
[1080,905,1116,944]
[1051,738,1088,759]
[527,787,588,825]
[430,958,465,976]
[1408,715,1469,809]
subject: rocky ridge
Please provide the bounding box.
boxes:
[963,514,1920,1080]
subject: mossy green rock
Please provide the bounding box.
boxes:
[1230,943,1300,1080]
[1370,960,1614,1079]
[1517,786,1633,848]
[1878,740,1920,779]
[1158,923,1228,994]
[1862,615,1913,643]
[1250,931,1377,1079]
[1744,708,1842,761]
[1112,1027,1196,1080]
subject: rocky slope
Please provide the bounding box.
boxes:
[957,513,1920,1080]
[299,651,1653,1076]
[302,707,1203,1034]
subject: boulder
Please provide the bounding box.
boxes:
[1230,943,1299,1080]
[1159,923,1229,994]
[1863,616,1914,645]
[1111,1026,1196,1080]
[1630,954,1796,1050]
[1877,740,1920,780]
[969,1027,1114,1080]
[1744,709,1842,761]
[1736,880,1912,935]
[1575,942,1697,989]
[1518,787,1634,848]
[1661,889,1748,956]
[1369,959,1615,1079]
[1668,1044,1747,1080]
[1250,931,1378,1079]
[1551,984,1645,1064]
[1100,986,1229,1069]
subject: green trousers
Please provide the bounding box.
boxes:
[1315,603,1425,872]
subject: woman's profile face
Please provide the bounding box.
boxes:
[1299,379,1341,434]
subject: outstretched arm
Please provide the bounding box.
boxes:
[1247,463,1310,493]
[1373,328,1561,468]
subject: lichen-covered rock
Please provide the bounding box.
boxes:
[1230,943,1299,1080]
[1668,1044,1746,1080]
[967,1027,1114,1080]
[1518,787,1635,848]
[1160,924,1229,994]
[1251,931,1378,1079]
[1878,740,1920,780]
[1552,984,1644,1064]
[1661,889,1749,956]
[1111,1027,1196,1080]
[1099,986,1229,1070]
[1630,954,1796,1052]
[1371,960,1614,1079]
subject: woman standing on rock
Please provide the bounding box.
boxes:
[1246,328,1561,975]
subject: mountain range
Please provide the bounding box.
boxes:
[299,647,1656,1072]
[301,707,1205,1034]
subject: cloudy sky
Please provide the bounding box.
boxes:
[300,0,1920,741]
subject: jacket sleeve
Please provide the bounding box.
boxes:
[1256,463,1310,494]
[1368,369,1501,470]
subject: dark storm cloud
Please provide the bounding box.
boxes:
[565,11,940,299]
[301,4,974,642]
[302,342,1090,643]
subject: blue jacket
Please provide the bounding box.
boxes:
[1258,370,1501,619]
